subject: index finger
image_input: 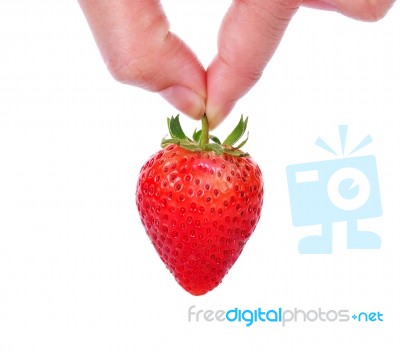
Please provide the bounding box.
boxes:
[206,0,300,129]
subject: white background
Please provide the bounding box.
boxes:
[1,1,399,351]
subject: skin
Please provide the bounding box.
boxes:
[78,0,395,129]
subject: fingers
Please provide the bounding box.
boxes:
[206,0,301,129]
[302,0,395,21]
[78,0,395,126]
[78,0,206,119]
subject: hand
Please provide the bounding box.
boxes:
[78,0,394,129]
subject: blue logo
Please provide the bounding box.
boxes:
[286,126,382,254]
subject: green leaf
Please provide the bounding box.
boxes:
[161,137,178,148]
[161,114,251,157]
[225,149,248,157]
[206,143,224,155]
[222,115,248,146]
[234,132,249,150]
[168,115,187,140]
[192,129,202,143]
[209,135,221,145]
[178,139,202,151]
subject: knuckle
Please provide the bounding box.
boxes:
[106,47,160,90]
[104,52,133,84]
[106,50,154,88]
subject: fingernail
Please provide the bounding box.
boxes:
[160,85,205,119]
[206,101,237,130]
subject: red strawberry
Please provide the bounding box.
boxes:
[136,115,263,295]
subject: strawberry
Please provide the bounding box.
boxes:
[136,115,263,295]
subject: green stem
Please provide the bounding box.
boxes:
[200,114,209,150]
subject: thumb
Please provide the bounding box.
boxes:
[78,0,206,119]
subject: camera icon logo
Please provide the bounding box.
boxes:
[286,126,382,254]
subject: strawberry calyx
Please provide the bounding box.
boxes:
[161,115,249,157]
